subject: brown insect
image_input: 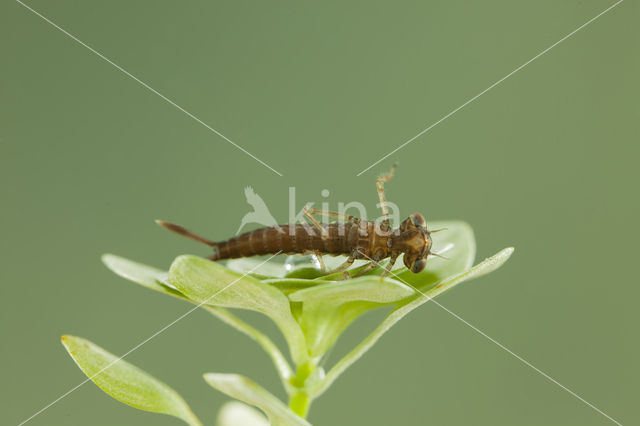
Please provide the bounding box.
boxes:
[157,165,442,278]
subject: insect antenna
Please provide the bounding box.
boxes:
[155,220,217,247]
[429,251,449,260]
[429,228,448,233]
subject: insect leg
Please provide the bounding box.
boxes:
[313,251,326,272]
[346,260,378,279]
[303,206,329,237]
[304,207,362,239]
[376,163,397,227]
[344,251,384,279]
[324,255,355,275]
[380,255,398,278]
[304,207,357,223]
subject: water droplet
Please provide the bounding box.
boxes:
[284,254,322,272]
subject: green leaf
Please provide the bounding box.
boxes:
[283,254,331,279]
[289,277,414,305]
[283,267,326,279]
[204,373,311,426]
[62,335,201,426]
[169,255,309,366]
[103,254,293,387]
[169,255,290,316]
[418,246,514,300]
[102,254,186,299]
[262,278,331,295]
[393,220,476,289]
[311,247,514,396]
[310,220,474,286]
[225,257,287,279]
[288,277,415,357]
[217,401,270,426]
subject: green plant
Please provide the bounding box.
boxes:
[62,221,512,425]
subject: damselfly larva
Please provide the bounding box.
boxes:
[157,165,441,278]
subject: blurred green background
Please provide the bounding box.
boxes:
[1,0,638,425]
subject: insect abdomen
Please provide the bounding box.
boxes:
[212,223,361,260]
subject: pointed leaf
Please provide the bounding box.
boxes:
[169,255,289,316]
[315,221,475,286]
[169,255,309,365]
[393,220,476,289]
[225,257,287,279]
[288,277,415,356]
[313,247,514,396]
[262,278,328,296]
[204,373,311,426]
[103,255,293,382]
[419,246,514,300]
[62,335,201,426]
[102,254,185,299]
[288,277,414,305]
[217,401,270,426]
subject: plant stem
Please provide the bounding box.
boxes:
[288,360,316,418]
[289,390,311,418]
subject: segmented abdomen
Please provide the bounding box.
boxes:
[212,223,366,260]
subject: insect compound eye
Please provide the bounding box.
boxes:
[411,258,427,273]
[411,212,426,228]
